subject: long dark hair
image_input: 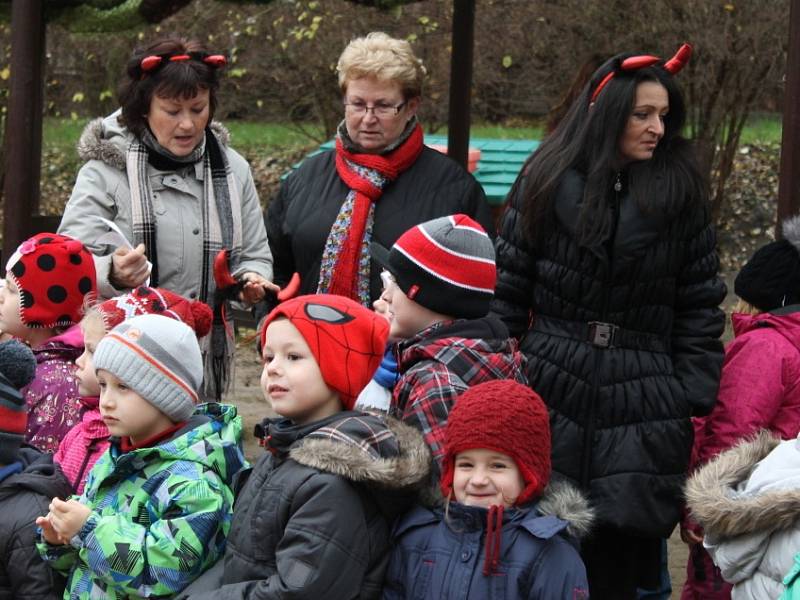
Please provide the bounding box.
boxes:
[521,52,705,248]
[117,36,221,139]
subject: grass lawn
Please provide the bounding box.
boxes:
[43,113,783,155]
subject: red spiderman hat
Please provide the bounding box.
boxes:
[96,286,212,338]
[260,294,389,410]
[440,380,552,506]
[5,233,96,328]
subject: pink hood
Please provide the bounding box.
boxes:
[692,308,800,469]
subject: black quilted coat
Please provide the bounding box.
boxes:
[265,147,493,300]
[491,169,726,537]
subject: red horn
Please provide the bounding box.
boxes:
[664,43,692,74]
[140,55,162,72]
[203,54,227,68]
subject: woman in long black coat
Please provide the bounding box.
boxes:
[491,45,726,599]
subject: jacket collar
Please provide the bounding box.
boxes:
[265,412,431,490]
[77,112,231,172]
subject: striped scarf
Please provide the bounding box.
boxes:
[126,127,242,399]
[317,119,423,305]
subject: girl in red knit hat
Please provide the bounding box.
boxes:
[54,286,212,494]
[383,379,592,599]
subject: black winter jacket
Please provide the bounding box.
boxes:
[265,146,494,301]
[0,447,71,600]
[183,411,430,600]
[491,169,726,538]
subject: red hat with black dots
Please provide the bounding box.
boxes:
[5,233,97,328]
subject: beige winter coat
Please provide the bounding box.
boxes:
[58,111,272,301]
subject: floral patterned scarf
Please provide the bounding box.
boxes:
[317,119,424,304]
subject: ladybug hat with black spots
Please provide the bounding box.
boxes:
[5,233,97,328]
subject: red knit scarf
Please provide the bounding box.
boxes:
[329,124,424,299]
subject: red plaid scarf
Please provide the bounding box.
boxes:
[328,124,424,300]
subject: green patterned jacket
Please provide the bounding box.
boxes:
[38,403,246,599]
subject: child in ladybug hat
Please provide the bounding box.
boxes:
[0,233,97,453]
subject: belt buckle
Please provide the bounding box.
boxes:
[588,321,617,348]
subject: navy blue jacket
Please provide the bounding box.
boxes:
[382,481,592,599]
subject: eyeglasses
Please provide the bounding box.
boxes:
[380,270,396,291]
[344,101,407,118]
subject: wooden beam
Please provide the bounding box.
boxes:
[2,0,45,260]
[777,0,800,236]
[446,0,475,169]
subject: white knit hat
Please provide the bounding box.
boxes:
[93,314,203,422]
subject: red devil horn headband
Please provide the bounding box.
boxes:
[139,52,227,75]
[589,43,692,104]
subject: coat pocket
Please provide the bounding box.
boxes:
[412,556,436,600]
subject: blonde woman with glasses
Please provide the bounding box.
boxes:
[265,31,493,308]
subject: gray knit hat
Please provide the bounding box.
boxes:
[0,340,37,464]
[370,214,496,318]
[94,314,203,422]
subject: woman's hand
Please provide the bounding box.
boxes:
[238,272,280,305]
[110,243,150,289]
[46,498,91,542]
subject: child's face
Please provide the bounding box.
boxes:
[98,369,174,444]
[261,318,341,425]
[452,448,525,509]
[0,275,25,339]
[76,316,105,397]
[381,271,436,340]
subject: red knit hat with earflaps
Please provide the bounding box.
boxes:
[5,233,96,328]
[95,286,212,338]
[440,379,551,506]
[260,294,389,410]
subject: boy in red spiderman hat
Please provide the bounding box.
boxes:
[383,379,592,599]
[180,293,431,599]
[0,233,97,453]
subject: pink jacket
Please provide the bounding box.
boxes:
[692,309,800,469]
[682,310,800,600]
[53,396,109,494]
[23,325,84,454]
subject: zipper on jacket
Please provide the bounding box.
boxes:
[579,172,621,489]
[73,439,101,492]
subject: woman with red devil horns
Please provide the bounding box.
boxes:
[491,44,726,598]
[58,36,277,401]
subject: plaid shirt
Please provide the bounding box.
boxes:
[392,318,527,475]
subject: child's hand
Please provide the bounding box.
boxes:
[47,498,91,541]
[680,523,704,545]
[35,515,68,545]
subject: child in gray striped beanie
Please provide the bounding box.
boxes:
[93,313,204,440]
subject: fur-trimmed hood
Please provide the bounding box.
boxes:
[77,110,231,171]
[287,413,431,491]
[537,477,595,540]
[685,430,800,538]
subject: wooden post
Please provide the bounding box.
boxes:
[446,0,475,169]
[777,0,800,236]
[2,0,45,260]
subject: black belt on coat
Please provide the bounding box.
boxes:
[531,314,670,353]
